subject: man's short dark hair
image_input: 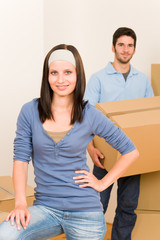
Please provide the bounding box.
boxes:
[113,27,137,48]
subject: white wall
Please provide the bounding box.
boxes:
[1,0,160,223]
[43,0,160,81]
[0,0,43,186]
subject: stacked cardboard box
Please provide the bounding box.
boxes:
[151,64,160,96]
[0,176,35,213]
[131,210,160,240]
[0,211,8,223]
[131,171,160,239]
[93,97,160,239]
[137,171,160,211]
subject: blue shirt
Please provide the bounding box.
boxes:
[14,99,136,212]
[84,62,154,106]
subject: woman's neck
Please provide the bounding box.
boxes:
[42,94,74,132]
[51,94,74,113]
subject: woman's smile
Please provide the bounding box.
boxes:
[49,60,77,97]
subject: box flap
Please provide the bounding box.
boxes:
[96,96,160,117]
[135,209,160,215]
[111,109,160,128]
[0,176,34,201]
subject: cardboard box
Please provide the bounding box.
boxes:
[48,234,66,240]
[151,64,160,96]
[103,223,112,240]
[94,96,160,177]
[0,176,35,212]
[131,210,160,240]
[137,171,160,211]
[0,211,8,223]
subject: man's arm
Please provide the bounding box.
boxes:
[145,77,154,97]
[84,75,101,106]
[87,140,104,169]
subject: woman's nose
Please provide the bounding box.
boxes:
[57,74,64,83]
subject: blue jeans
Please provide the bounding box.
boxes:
[0,205,106,240]
[93,165,140,240]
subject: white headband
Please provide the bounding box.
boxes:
[48,49,76,67]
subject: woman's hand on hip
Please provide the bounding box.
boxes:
[73,170,105,192]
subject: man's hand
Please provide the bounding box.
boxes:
[87,141,105,169]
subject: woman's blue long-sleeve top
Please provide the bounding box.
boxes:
[14,99,136,212]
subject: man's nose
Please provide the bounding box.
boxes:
[123,45,129,52]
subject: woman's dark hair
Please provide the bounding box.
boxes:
[38,44,87,124]
[113,27,137,48]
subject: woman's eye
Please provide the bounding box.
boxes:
[65,71,71,75]
[51,71,57,75]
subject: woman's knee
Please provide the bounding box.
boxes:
[0,220,21,240]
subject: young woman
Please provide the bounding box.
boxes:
[0,44,139,240]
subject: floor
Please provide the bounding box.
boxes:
[48,222,112,240]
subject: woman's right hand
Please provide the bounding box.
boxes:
[6,205,31,231]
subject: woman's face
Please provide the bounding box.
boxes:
[48,60,77,97]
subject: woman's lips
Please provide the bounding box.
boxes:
[56,85,69,90]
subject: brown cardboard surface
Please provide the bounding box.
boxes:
[137,171,160,211]
[94,97,160,177]
[131,210,160,240]
[0,211,8,223]
[151,64,160,96]
[96,96,160,117]
[0,176,35,212]
[111,109,160,128]
[48,234,66,240]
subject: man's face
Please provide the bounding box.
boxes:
[112,35,136,64]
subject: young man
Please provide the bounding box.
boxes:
[84,27,154,240]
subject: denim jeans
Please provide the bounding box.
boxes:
[0,205,106,240]
[93,165,140,240]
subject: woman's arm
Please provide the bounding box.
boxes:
[74,105,139,191]
[73,148,139,192]
[6,160,31,230]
